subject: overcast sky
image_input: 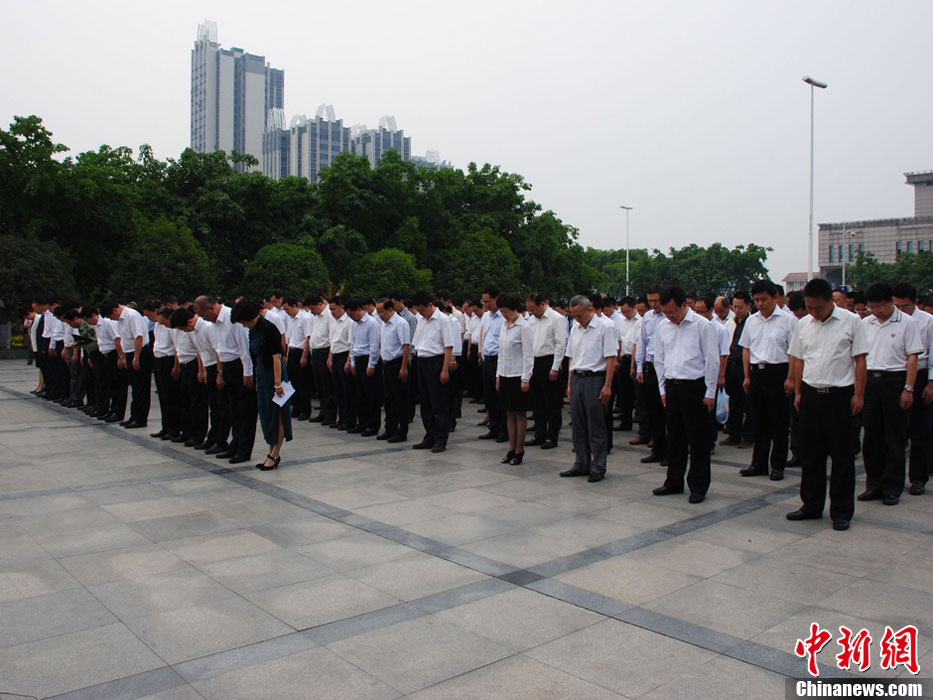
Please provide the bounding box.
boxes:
[4,0,932,284]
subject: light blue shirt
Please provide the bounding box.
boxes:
[350,313,380,369]
[481,310,504,357]
[400,307,418,356]
[380,313,411,362]
[636,310,664,371]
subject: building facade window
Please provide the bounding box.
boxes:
[829,245,834,263]
[896,241,902,256]
[848,244,854,262]
[907,241,913,253]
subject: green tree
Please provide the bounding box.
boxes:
[437,228,520,298]
[240,243,330,298]
[314,225,368,287]
[0,234,76,322]
[343,249,432,298]
[109,216,216,302]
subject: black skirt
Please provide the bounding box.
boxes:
[499,375,532,412]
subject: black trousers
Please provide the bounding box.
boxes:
[642,362,667,458]
[153,356,181,434]
[382,357,408,438]
[482,355,505,438]
[219,359,257,458]
[748,363,789,472]
[354,355,382,433]
[51,341,69,399]
[466,344,483,398]
[799,384,856,521]
[126,345,154,424]
[179,360,207,442]
[68,354,86,401]
[105,351,127,418]
[863,371,910,499]
[286,348,312,417]
[89,350,107,414]
[448,359,463,426]
[408,355,419,421]
[418,354,449,446]
[311,348,336,421]
[663,378,711,495]
[530,355,562,442]
[907,369,931,486]
[204,364,223,447]
[724,359,753,441]
[615,355,635,429]
[331,351,354,427]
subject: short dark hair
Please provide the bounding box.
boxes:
[750,279,777,297]
[411,291,433,308]
[802,278,832,301]
[344,297,362,312]
[170,307,195,329]
[389,290,407,302]
[787,291,805,312]
[647,283,664,295]
[282,296,299,307]
[157,306,174,320]
[496,292,522,311]
[80,306,98,319]
[482,285,499,298]
[892,283,917,302]
[635,296,647,305]
[864,282,892,303]
[732,291,751,304]
[141,300,162,312]
[329,295,347,307]
[303,294,323,306]
[660,286,686,306]
[774,284,784,296]
[230,299,261,324]
[379,299,394,312]
[588,293,605,310]
[685,291,698,301]
[63,309,81,322]
[618,296,636,308]
[695,295,715,311]
[435,289,451,301]
[99,299,119,317]
[853,291,867,305]
[526,292,547,305]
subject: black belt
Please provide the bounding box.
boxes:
[804,383,852,395]
[573,370,605,377]
[868,370,907,379]
[667,377,704,385]
[751,362,788,371]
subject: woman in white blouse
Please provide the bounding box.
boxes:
[495,292,535,465]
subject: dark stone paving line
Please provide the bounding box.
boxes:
[45,666,188,700]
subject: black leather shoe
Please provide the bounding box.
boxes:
[216,450,236,459]
[105,415,123,423]
[787,456,802,467]
[346,426,363,434]
[769,470,784,481]
[524,438,545,447]
[119,419,133,427]
[559,468,589,477]
[909,481,926,495]
[541,440,558,450]
[857,490,881,502]
[882,495,899,506]
[184,439,201,447]
[161,432,180,441]
[412,441,434,449]
[204,444,227,455]
[337,424,350,431]
[832,519,850,531]
[171,435,190,444]
[228,455,250,464]
[297,414,310,421]
[495,435,509,443]
[688,493,705,503]
[376,432,392,440]
[257,456,280,471]
[192,441,212,450]
[739,468,769,477]
[309,415,325,423]
[786,507,822,521]
[150,430,167,438]
[477,432,496,440]
[360,429,378,437]
[387,435,407,443]
[652,485,683,496]
[124,421,146,429]
[98,413,111,421]
[640,454,661,464]
[587,472,605,483]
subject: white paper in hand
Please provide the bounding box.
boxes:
[272,381,295,407]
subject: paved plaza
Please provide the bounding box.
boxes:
[0,359,930,699]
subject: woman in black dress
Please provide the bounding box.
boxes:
[231,299,292,470]
[495,292,534,465]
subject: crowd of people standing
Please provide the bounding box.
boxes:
[20,277,933,531]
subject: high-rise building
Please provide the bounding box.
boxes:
[351,116,411,169]
[190,20,284,171]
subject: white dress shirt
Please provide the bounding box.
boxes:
[191,317,218,367]
[448,314,463,357]
[788,305,868,388]
[654,309,719,399]
[636,310,664,371]
[711,318,730,357]
[617,313,642,357]
[739,307,796,365]
[350,313,380,369]
[567,315,617,372]
[496,316,534,382]
[172,327,198,364]
[264,308,288,335]
[117,306,150,351]
[908,308,933,371]
[413,307,456,357]
[310,306,332,350]
[94,318,118,354]
[213,305,253,375]
[380,313,411,362]
[528,306,567,371]
[465,313,481,345]
[152,322,176,359]
[286,310,312,350]
[862,308,923,371]
[329,314,352,355]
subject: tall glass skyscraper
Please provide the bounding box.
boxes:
[190,21,284,171]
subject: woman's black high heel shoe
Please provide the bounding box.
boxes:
[500,450,515,464]
[509,451,524,465]
[258,456,281,471]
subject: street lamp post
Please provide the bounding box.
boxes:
[620,205,633,295]
[803,75,827,281]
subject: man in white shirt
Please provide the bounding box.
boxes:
[306,294,336,425]
[525,293,567,449]
[615,296,642,433]
[82,307,120,420]
[859,282,923,506]
[651,287,719,503]
[282,297,313,421]
[170,306,219,448]
[694,296,730,454]
[738,280,797,480]
[635,284,668,463]
[196,296,257,464]
[102,299,153,429]
[327,295,355,431]
[142,300,181,440]
[892,283,933,495]
[787,278,867,530]
[560,295,617,482]
[411,291,455,453]
[377,300,411,443]
[346,297,383,437]
[167,307,209,447]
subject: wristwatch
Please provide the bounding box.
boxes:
[904,384,914,392]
